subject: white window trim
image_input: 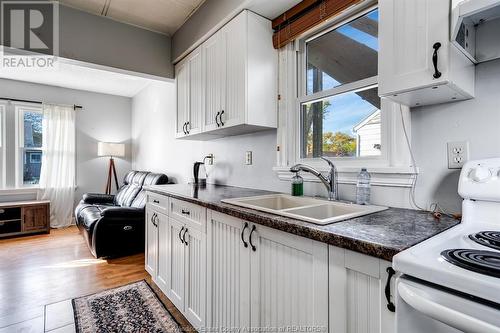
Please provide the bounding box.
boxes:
[274,2,417,188]
[0,104,5,189]
[15,103,43,188]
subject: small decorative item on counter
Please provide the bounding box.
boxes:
[356,168,371,205]
[291,171,304,196]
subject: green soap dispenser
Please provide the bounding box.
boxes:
[291,172,304,196]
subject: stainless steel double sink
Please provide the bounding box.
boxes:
[222,194,387,225]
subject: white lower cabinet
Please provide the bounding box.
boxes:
[329,246,396,333]
[146,197,207,329]
[166,218,186,311]
[207,210,329,332]
[146,194,396,333]
[145,208,158,277]
[166,216,208,329]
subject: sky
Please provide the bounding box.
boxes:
[306,9,379,137]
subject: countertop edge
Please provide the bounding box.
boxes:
[144,187,452,261]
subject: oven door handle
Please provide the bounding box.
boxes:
[398,282,500,333]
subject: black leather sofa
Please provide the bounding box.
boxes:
[75,171,168,258]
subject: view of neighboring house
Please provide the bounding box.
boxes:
[353,109,381,157]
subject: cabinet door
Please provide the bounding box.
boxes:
[378,0,450,95]
[156,212,169,294]
[23,205,48,231]
[188,48,203,135]
[145,208,158,277]
[329,247,395,333]
[184,226,207,328]
[249,224,329,331]
[176,61,189,138]
[207,211,251,331]
[167,218,186,312]
[222,12,246,128]
[203,32,225,132]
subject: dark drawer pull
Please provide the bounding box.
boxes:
[153,199,160,204]
[241,222,249,248]
[0,209,4,214]
[432,42,442,79]
[249,225,256,252]
[181,209,190,215]
[385,267,396,312]
[179,226,185,244]
[183,228,188,246]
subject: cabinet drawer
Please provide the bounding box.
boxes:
[147,192,169,214]
[169,198,206,232]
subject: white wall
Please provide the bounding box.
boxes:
[131,82,289,193]
[132,60,500,213]
[0,78,132,204]
[411,59,500,213]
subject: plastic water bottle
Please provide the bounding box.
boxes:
[356,168,371,205]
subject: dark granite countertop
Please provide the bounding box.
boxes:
[145,184,460,261]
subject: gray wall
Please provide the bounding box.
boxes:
[0,78,132,204]
[59,5,173,78]
[132,59,500,213]
[171,0,246,61]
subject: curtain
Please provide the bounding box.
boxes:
[37,104,76,228]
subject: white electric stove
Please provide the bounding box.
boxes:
[393,158,500,333]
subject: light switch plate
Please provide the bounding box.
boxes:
[245,151,252,165]
[447,141,469,169]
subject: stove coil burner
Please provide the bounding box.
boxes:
[441,249,500,278]
[469,231,500,251]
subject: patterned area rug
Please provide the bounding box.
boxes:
[72,280,182,333]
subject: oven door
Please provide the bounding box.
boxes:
[396,277,500,333]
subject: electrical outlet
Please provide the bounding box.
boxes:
[447,141,469,169]
[205,154,214,165]
[245,151,252,165]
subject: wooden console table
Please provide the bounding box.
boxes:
[0,200,50,238]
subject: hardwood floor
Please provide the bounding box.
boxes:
[0,226,192,331]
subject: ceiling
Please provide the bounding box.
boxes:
[59,0,206,35]
[0,61,156,97]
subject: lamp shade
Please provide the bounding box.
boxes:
[97,142,125,157]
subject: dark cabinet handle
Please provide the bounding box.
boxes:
[219,110,225,126]
[241,222,249,248]
[181,209,190,215]
[153,199,159,204]
[182,122,186,135]
[186,121,190,134]
[385,267,396,312]
[249,225,256,252]
[432,42,442,79]
[215,111,220,127]
[179,226,185,244]
[183,228,188,246]
[151,213,157,227]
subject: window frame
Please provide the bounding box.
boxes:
[15,104,43,188]
[297,4,385,165]
[0,104,5,189]
[275,1,416,187]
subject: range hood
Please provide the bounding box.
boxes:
[452,0,500,63]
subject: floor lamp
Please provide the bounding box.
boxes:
[98,142,125,195]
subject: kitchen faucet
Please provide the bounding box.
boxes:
[290,157,338,201]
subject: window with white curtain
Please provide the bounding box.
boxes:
[16,105,44,187]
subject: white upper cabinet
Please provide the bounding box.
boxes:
[176,47,203,138]
[176,10,277,140]
[378,0,475,107]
